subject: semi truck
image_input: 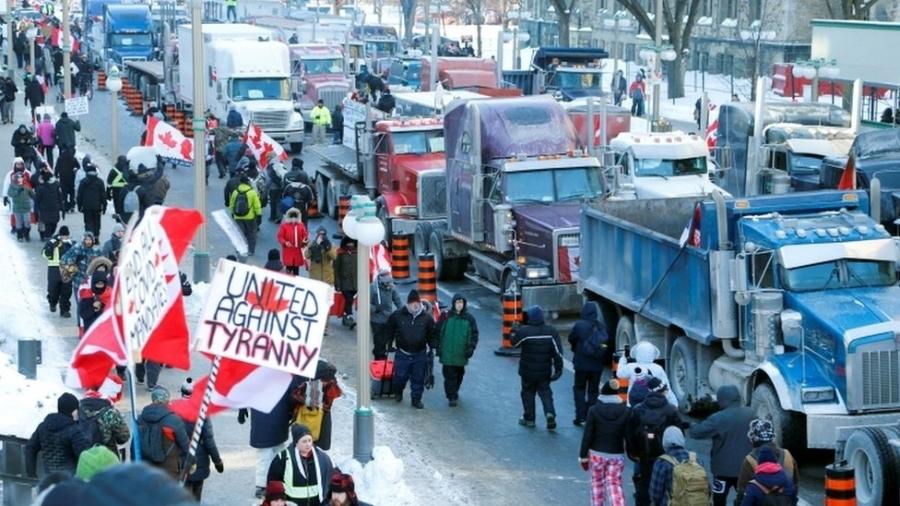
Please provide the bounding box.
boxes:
[417,96,603,315]
[578,190,900,505]
[287,44,351,124]
[86,3,154,68]
[529,47,608,100]
[171,23,304,151]
[419,57,521,97]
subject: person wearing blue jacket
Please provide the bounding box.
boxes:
[740,446,797,506]
[512,306,564,430]
[568,301,608,426]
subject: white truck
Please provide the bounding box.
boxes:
[606,131,729,199]
[174,23,304,151]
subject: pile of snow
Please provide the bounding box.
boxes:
[336,447,418,505]
[0,351,70,439]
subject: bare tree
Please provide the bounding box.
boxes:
[465,0,484,57]
[825,0,877,19]
[736,0,781,100]
[548,0,577,46]
[401,0,417,42]
[616,0,703,99]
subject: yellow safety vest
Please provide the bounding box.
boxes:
[43,244,61,267]
[109,167,127,188]
[224,0,237,6]
[281,450,321,501]
[311,106,331,126]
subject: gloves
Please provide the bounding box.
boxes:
[424,374,434,390]
[214,460,224,473]
[2,197,8,207]
[237,408,248,425]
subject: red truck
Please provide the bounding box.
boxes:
[288,44,352,126]
[418,57,521,97]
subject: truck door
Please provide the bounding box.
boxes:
[482,171,501,244]
[374,133,391,194]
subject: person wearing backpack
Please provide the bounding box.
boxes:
[689,384,755,506]
[436,294,479,407]
[25,393,92,478]
[579,379,630,506]
[229,173,263,256]
[137,387,189,480]
[739,446,796,506]
[79,375,130,457]
[629,377,684,506]
[735,419,799,505]
[650,426,711,506]
[568,301,609,426]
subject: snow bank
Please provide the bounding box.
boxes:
[0,351,70,439]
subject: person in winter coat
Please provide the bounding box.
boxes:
[376,87,396,114]
[739,446,797,506]
[267,161,287,222]
[611,70,627,107]
[55,147,80,211]
[36,113,56,167]
[569,301,609,425]
[276,208,308,275]
[329,472,374,506]
[54,112,81,153]
[240,374,303,499]
[629,74,646,117]
[310,99,332,144]
[222,133,245,176]
[436,294,479,406]
[292,360,342,451]
[43,225,74,317]
[223,164,245,207]
[229,174,263,256]
[512,306,563,430]
[580,379,631,506]
[2,77,18,124]
[60,231,100,292]
[629,377,685,506]
[617,341,678,407]
[13,29,26,69]
[649,427,710,506]
[689,384,756,506]
[305,226,336,284]
[25,392,91,477]
[79,270,112,331]
[134,161,168,216]
[386,289,438,409]
[261,480,290,506]
[182,412,224,500]
[34,170,64,239]
[74,446,120,481]
[332,104,344,144]
[267,424,334,505]
[138,387,189,480]
[226,104,244,128]
[735,419,800,505]
[333,236,358,327]
[11,123,37,165]
[265,248,284,272]
[76,165,106,238]
[7,172,33,241]
[370,270,403,359]
[282,165,315,225]
[106,155,129,218]
[78,378,130,457]
[24,75,44,122]
[101,223,126,265]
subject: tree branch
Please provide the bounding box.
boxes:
[616,0,655,38]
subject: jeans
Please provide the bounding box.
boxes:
[312,124,327,144]
[13,212,29,232]
[574,370,602,422]
[236,218,257,255]
[392,350,427,402]
[1,101,13,123]
[589,452,626,506]
[631,97,645,117]
[442,365,465,401]
[226,5,237,22]
[520,378,555,421]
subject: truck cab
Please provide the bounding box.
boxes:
[351,24,399,60]
[288,44,350,124]
[607,131,728,199]
[388,51,423,91]
[419,57,521,97]
[760,124,854,192]
[89,4,154,68]
[531,47,609,100]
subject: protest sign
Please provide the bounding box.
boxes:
[195,260,333,378]
[65,96,89,116]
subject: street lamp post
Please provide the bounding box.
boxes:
[106,66,123,160]
[791,58,839,103]
[639,44,677,127]
[190,0,210,283]
[343,195,385,463]
[62,0,71,99]
[26,27,36,77]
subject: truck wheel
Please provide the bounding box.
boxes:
[429,230,446,279]
[668,337,697,413]
[314,174,329,218]
[844,427,900,506]
[751,383,804,451]
[289,142,303,154]
[326,182,339,219]
[413,223,433,259]
[615,316,635,351]
[500,269,515,294]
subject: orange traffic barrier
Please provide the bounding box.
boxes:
[416,254,437,304]
[96,70,106,91]
[495,291,523,355]
[825,463,856,506]
[130,89,143,116]
[611,352,630,402]
[391,235,410,279]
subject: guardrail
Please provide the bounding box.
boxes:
[0,435,38,505]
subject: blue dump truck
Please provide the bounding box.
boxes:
[86,3,154,68]
[578,191,900,505]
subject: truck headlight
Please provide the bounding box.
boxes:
[525,266,550,279]
[801,387,836,403]
[393,205,417,216]
[289,112,303,128]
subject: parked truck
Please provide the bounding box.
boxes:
[419,57,521,97]
[287,44,351,124]
[86,3,154,68]
[529,47,608,100]
[578,189,900,505]
[171,23,304,151]
[417,96,603,315]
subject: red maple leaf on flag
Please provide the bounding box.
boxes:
[179,139,193,162]
[259,142,275,167]
[245,279,290,313]
[157,131,177,149]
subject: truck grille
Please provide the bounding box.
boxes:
[861,349,900,408]
[417,171,446,219]
[553,231,581,283]
[250,110,290,131]
[317,86,349,111]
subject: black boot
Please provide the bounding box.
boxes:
[16,229,23,242]
[23,227,30,242]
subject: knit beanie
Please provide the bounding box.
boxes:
[748,418,776,445]
[757,445,778,464]
[646,377,666,393]
[267,248,280,261]
[58,226,70,237]
[662,426,686,449]
[265,480,287,500]
[407,289,421,303]
[82,463,196,505]
[600,379,619,396]
[33,478,87,506]
[150,386,170,404]
[291,423,312,443]
[57,392,79,416]
[75,446,120,481]
[180,377,194,398]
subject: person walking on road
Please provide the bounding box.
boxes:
[61,231,100,311]
[333,236,358,327]
[276,208,308,275]
[78,377,130,457]
[386,289,437,409]
[36,113,56,168]
[54,112,81,153]
[569,301,609,426]
[689,384,756,506]
[181,393,225,501]
[42,225,73,317]
[512,306,563,430]
[229,173,262,256]
[649,426,711,506]
[735,419,800,505]
[11,123,37,167]
[25,393,91,478]
[55,147,80,212]
[436,294,479,407]
[371,270,402,359]
[76,165,106,238]
[580,379,630,506]
[7,172,34,242]
[225,0,238,23]
[282,163,315,226]
[138,387,189,480]
[629,376,684,506]
[24,74,44,122]
[737,446,797,506]
[611,70,627,107]
[311,99,332,145]
[34,170,64,240]
[266,424,335,505]
[305,226,335,283]
[106,155,129,219]
[2,77,18,124]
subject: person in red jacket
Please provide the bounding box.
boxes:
[275,207,309,275]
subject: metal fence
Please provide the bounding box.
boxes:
[0,435,38,505]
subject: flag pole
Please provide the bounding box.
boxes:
[180,354,223,484]
[116,278,142,463]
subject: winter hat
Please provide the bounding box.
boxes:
[600,379,619,396]
[150,386,171,404]
[662,426,686,450]
[757,445,778,464]
[83,231,95,242]
[267,248,280,261]
[646,377,666,393]
[407,289,421,303]
[57,392,79,416]
[112,223,125,236]
[226,255,238,262]
[91,270,108,291]
[628,381,650,406]
[330,472,357,494]
[264,480,287,500]
[83,463,196,505]
[291,423,312,443]
[180,377,194,398]
[75,446,120,481]
[377,270,393,284]
[291,158,304,170]
[748,418,776,445]
[58,226,70,237]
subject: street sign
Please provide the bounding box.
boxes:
[64,95,89,116]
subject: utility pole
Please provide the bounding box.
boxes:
[6,0,13,76]
[191,0,209,283]
[63,0,71,99]
[651,0,662,125]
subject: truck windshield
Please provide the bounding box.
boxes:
[109,33,152,47]
[365,41,397,56]
[303,58,344,74]
[782,259,896,292]
[634,156,707,177]
[504,167,603,203]
[788,153,823,174]
[230,78,291,101]
[555,71,602,90]
[392,130,444,155]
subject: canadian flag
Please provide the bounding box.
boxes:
[65,280,127,390]
[705,102,719,150]
[143,115,194,163]
[368,242,392,282]
[837,152,857,190]
[244,122,288,168]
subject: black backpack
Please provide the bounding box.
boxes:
[579,322,609,360]
[79,406,106,447]
[636,412,668,459]
[138,418,170,464]
[233,188,251,216]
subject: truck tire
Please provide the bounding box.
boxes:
[843,427,900,506]
[750,383,804,451]
[500,269,515,294]
[429,230,447,279]
[668,337,697,413]
[413,223,433,259]
[615,316,635,351]
[314,174,330,218]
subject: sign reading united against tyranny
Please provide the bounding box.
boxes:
[195,260,333,378]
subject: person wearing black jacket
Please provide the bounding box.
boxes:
[24,75,44,122]
[34,170,64,239]
[332,104,344,144]
[629,376,684,506]
[2,77,18,124]
[55,148,80,212]
[76,165,107,237]
[25,393,91,477]
[568,301,608,426]
[512,306,564,430]
[11,123,37,166]
[266,162,284,223]
[42,226,73,316]
[107,155,130,218]
[375,87,395,114]
[386,289,437,409]
[181,401,224,501]
[579,379,630,506]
